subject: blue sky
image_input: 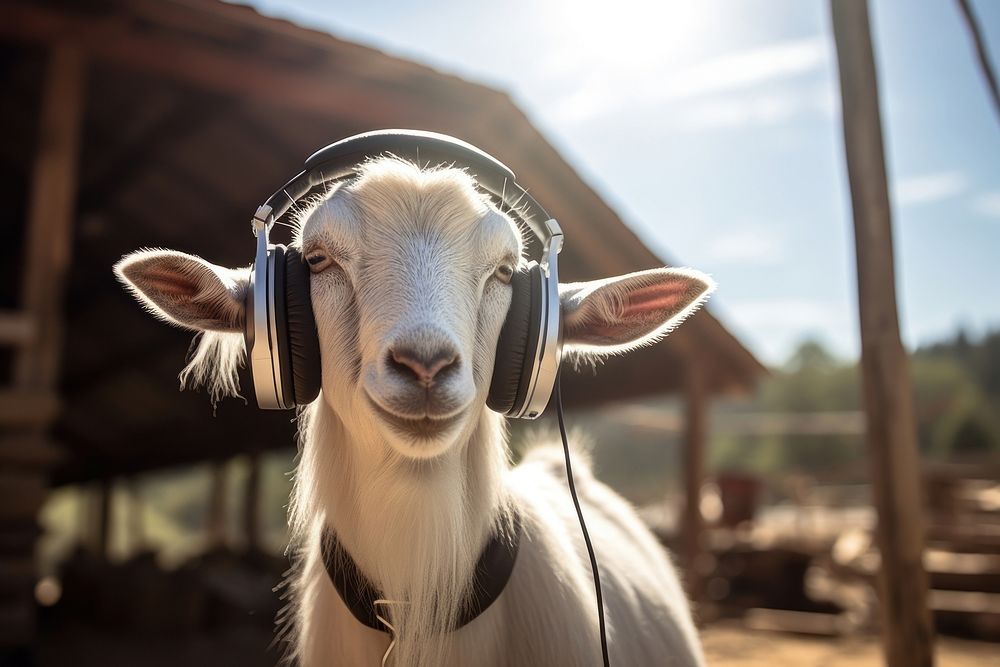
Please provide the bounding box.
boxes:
[244,0,999,364]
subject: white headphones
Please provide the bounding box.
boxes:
[244,129,563,419]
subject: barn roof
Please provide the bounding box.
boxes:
[1,0,766,483]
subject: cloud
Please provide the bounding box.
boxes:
[706,228,785,264]
[669,85,836,132]
[551,36,832,125]
[667,37,829,101]
[728,298,845,331]
[894,171,969,206]
[972,191,1000,218]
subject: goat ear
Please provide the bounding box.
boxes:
[559,267,715,356]
[114,249,248,333]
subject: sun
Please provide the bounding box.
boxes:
[540,0,712,73]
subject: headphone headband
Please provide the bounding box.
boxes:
[257,129,552,240]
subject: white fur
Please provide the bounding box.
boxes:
[115,158,711,666]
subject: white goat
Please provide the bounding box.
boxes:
[115,158,712,666]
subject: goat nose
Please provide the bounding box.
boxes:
[388,346,459,387]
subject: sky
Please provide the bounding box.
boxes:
[243,0,1000,365]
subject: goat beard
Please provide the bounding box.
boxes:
[290,400,511,667]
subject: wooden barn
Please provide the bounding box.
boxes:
[0,0,765,657]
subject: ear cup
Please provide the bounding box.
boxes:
[280,245,322,405]
[270,245,295,408]
[487,262,543,415]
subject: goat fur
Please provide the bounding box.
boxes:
[117,158,709,667]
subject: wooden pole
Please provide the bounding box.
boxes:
[681,365,707,604]
[94,479,112,559]
[126,477,145,556]
[14,45,85,388]
[830,2,936,665]
[0,44,84,651]
[243,453,261,554]
[206,462,228,551]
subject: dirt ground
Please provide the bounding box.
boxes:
[36,621,1000,666]
[701,622,1000,666]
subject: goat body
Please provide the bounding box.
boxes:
[288,402,703,667]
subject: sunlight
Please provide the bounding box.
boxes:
[537,0,717,124]
[541,0,712,75]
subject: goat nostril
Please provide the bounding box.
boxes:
[388,347,459,386]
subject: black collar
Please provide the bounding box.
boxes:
[321,509,522,633]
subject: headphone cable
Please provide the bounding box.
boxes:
[554,373,611,667]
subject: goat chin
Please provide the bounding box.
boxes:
[279,397,705,667]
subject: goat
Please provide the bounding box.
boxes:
[115,157,713,666]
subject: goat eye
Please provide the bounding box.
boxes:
[493,262,514,285]
[305,252,334,274]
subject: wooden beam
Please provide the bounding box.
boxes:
[0,391,60,427]
[14,44,86,389]
[93,479,112,559]
[77,95,233,213]
[613,406,866,436]
[0,436,64,468]
[830,2,936,666]
[0,2,470,128]
[243,453,261,553]
[0,312,36,346]
[681,365,708,604]
[126,478,145,555]
[206,462,228,551]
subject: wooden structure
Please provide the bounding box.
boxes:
[831,1,936,665]
[0,0,765,652]
[0,44,83,648]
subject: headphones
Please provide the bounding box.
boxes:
[244,129,563,420]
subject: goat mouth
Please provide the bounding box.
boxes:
[366,396,463,440]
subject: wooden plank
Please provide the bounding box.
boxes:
[0,527,41,558]
[930,590,1000,615]
[0,391,60,427]
[14,44,86,389]
[0,474,46,522]
[744,608,845,636]
[0,45,85,649]
[830,2,936,666]
[0,312,35,346]
[613,406,866,436]
[0,558,34,580]
[122,477,144,555]
[207,462,228,550]
[77,95,230,212]
[0,436,64,468]
[95,479,111,559]
[243,453,261,553]
[681,365,708,604]
[0,605,35,646]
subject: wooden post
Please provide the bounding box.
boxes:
[126,477,145,556]
[0,44,84,651]
[830,2,936,665]
[243,453,261,553]
[94,479,112,559]
[14,45,85,388]
[681,365,707,604]
[206,462,228,550]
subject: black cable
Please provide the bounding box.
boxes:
[554,373,611,667]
